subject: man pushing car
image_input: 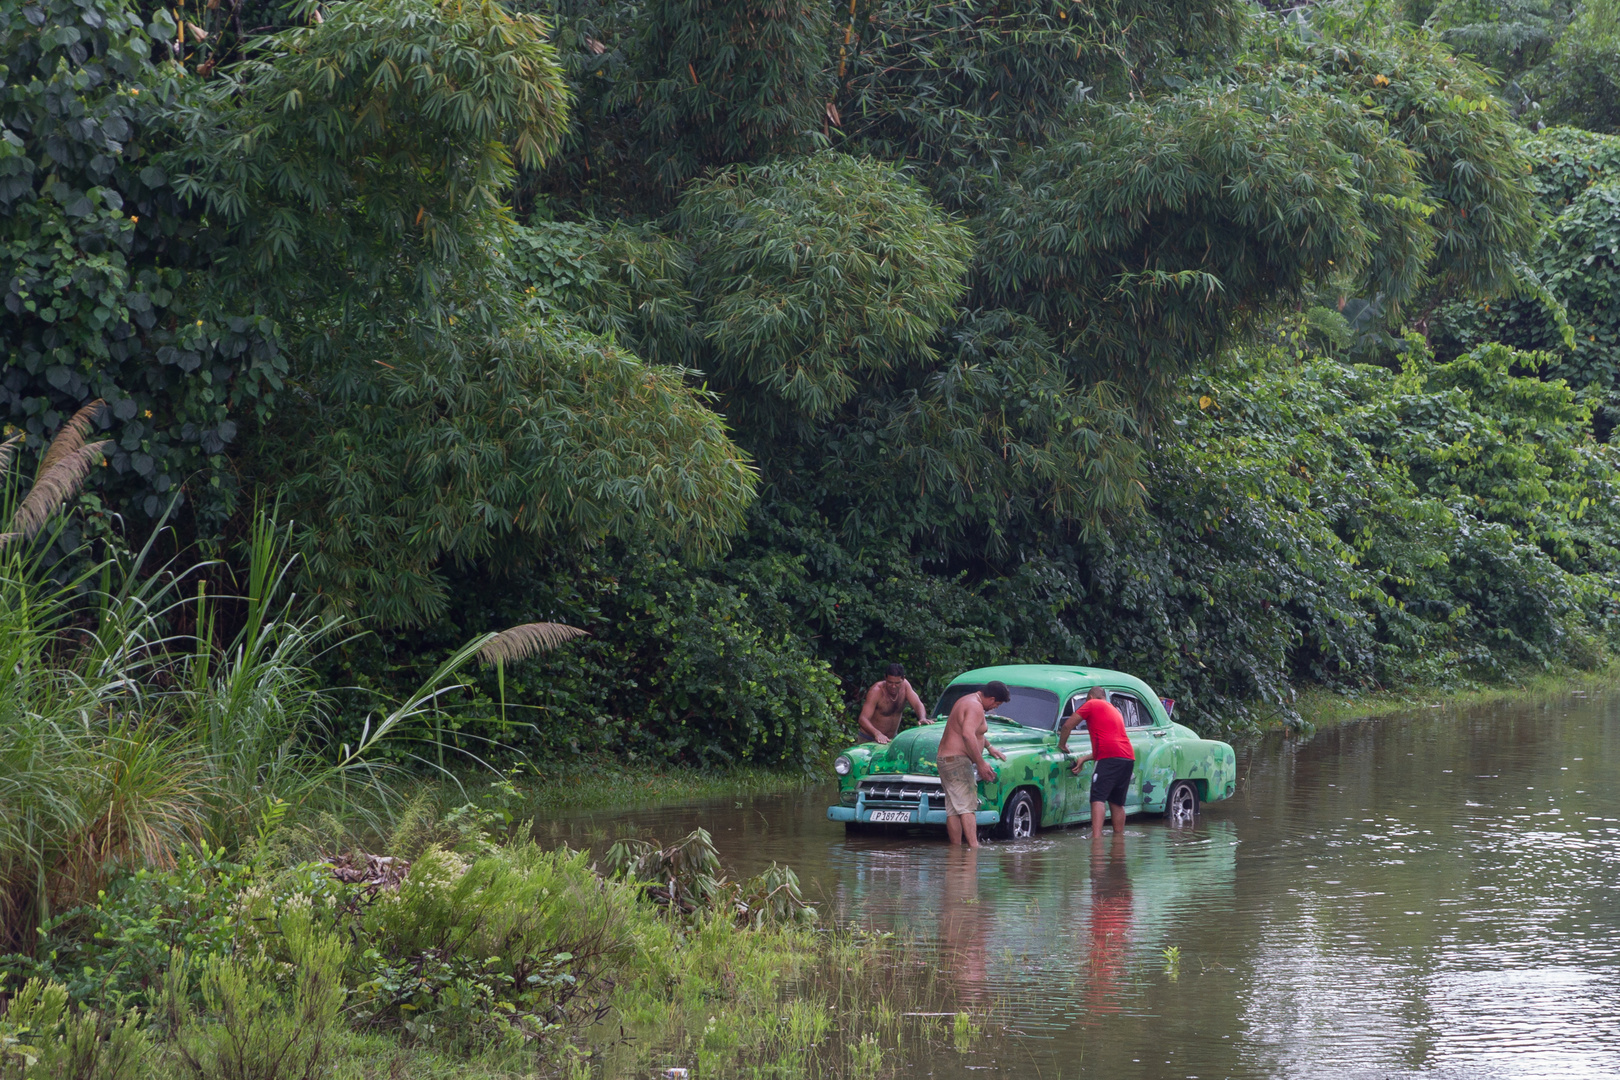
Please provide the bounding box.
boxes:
[937,681,1009,848]
[1059,686,1135,839]
[857,663,929,744]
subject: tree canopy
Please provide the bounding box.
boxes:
[8,0,1616,753]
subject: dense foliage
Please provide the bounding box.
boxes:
[1529,0,1620,131]
[1,0,281,533]
[1435,127,1620,433]
[8,0,1620,767]
[3,0,757,623]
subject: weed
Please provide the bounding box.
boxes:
[850,1032,882,1077]
[172,907,347,1080]
[952,1010,978,1053]
[0,978,149,1080]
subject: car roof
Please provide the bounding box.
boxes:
[944,664,1160,701]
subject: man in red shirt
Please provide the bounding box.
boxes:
[1058,686,1135,838]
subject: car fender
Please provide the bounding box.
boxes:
[985,747,1058,826]
[1169,737,1238,804]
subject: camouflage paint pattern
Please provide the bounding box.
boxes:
[831,664,1237,829]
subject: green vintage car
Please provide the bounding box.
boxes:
[826,664,1236,838]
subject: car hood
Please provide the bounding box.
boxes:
[863,721,1051,775]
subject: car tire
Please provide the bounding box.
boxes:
[994,789,1038,840]
[1165,779,1200,825]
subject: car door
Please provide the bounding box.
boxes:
[1059,692,1092,823]
[1108,691,1154,810]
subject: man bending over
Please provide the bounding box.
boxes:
[937,681,1010,848]
[1059,686,1135,838]
[858,663,929,744]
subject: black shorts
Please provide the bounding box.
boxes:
[1090,757,1134,805]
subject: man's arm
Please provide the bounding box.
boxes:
[1058,711,1083,754]
[966,712,998,781]
[1059,711,1094,773]
[906,682,929,727]
[981,716,1007,762]
[857,685,890,744]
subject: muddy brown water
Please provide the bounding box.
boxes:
[534,693,1620,1079]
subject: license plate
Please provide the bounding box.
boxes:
[868,810,912,823]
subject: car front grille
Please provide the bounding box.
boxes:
[858,775,944,811]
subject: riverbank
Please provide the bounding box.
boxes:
[434,758,818,817]
[1290,663,1620,732]
[6,809,939,1080]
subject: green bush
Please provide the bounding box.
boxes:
[338,845,633,1050]
[0,979,148,1080]
[24,849,253,1012]
[330,544,844,768]
[1088,339,1620,726]
[171,907,347,1080]
[1434,127,1620,434]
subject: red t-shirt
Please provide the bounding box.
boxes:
[1079,699,1134,760]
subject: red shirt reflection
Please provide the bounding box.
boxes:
[1086,835,1132,1014]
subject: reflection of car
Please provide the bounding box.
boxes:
[826,664,1237,838]
[835,820,1240,1010]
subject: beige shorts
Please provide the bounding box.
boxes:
[937,755,980,816]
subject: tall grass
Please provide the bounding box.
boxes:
[0,412,576,955]
[0,511,527,954]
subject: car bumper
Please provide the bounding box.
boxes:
[827,803,1000,826]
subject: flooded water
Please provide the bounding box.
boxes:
[536,693,1620,1079]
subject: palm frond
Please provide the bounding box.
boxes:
[477,622,588,666]
[36,400,106,481]
[8,441,111,542]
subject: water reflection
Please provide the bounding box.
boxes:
[539,692,1620,1078]
[940,849,988,998]
[1086,833,1132,1016]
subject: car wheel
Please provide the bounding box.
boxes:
[995,789,1038,840]
[1165,779,1200,825]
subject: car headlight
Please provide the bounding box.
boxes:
[834,754,852,776]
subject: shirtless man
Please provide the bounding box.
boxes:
[936,681,1010,848]
[857,663,929,744]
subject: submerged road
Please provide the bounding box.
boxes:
[537,692,1620,1079]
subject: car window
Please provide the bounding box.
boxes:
[933,684,1061,730]
[1109,692,1155,727]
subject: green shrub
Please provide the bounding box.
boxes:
[1434,128,1620,435]
[171,907,347,1080]
[330,545,844,768]
[0,979,148,1080]
[1098,339,1620,725]
[25,848,253,1012]
[347,845,634,1050]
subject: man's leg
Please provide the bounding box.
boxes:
[946,814,963,845]
[1109,802,1126,833]
[958,813,980,849]
[1090,800,1107,839]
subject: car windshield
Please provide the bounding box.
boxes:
[932,684,1062,730]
